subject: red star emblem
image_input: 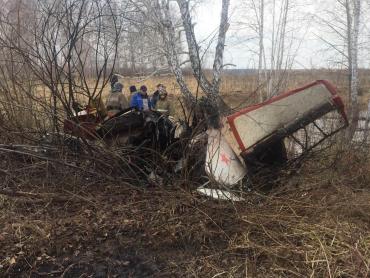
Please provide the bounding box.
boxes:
[220,153,231,165]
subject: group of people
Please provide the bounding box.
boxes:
[105,74,172,118]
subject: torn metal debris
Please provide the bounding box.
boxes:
[205,80,348,187]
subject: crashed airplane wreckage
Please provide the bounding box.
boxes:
[203,80,348,198]
[63,80,348,199]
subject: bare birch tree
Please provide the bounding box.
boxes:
[163,0,231,108]
[129,0,231,126]
[317,0,362,137]
[239,0,300,100]
[346,0,361,136]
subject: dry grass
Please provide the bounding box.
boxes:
[119,70,370,112]
[1,71,370,277]
[27,69,370,124]
[0,145,370,277]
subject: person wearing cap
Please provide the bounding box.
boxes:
[151,84,166,109]
[130,85,152,111]
[155,90,172,114]
[110,74,119,90]
[129,85,137,104]
[105,76,129,117]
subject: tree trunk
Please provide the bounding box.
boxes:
[176,0,213,95]
[257,0,265,101]
[211,0,230,97]
[160,0,194,103]
[346,0,361,139]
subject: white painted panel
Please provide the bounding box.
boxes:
[196,187,244,201]
[232,84,333,150]
[205,129,247,186]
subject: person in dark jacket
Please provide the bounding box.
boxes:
[110,74,119,90]
[106,77,129,117]
[129,85,137,104]
[151,84,166,109]
[130,85,152,111]
[155,90,173,116]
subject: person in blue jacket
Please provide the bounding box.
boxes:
[130,85,152,111]
[128,85,137,104]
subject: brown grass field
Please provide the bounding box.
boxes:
[119,70,370,114]
[32,69,370,120]
[1,71,370,277]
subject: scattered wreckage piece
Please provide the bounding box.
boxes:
[63,108,176,151]
[63,107,101,140]
[196,183,245,202]
[205,80,348,191]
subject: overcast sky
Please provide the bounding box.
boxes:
[192,0,370,69]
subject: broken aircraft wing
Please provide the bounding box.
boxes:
[207,80,348,186]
